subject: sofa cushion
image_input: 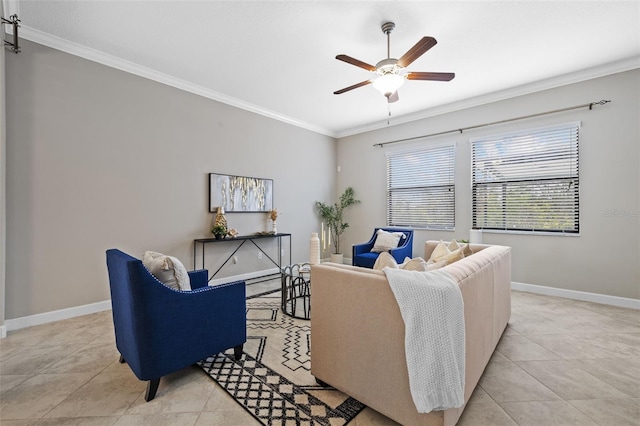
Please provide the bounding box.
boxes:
[371,229,406,253]
[142,251,191,291]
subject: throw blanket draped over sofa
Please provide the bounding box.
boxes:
[384,268,465,413]
[310,241,511,426]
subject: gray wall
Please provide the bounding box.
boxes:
[4,39,638,322]
[337,69,640,300]
[5,40,336,319]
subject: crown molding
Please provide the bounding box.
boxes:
[18,25,337,138]
[335,56,640,138]
[13,23,639,140]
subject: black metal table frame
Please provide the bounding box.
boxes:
[193,233,292,282]
[281,263,311,320]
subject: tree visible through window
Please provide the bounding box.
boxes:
[471,122,580,233]
[386,145,455,230]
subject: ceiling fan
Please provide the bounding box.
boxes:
[334,22,455,103]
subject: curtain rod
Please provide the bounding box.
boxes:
[373,99,611,148]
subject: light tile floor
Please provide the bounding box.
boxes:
[1,289,639,425]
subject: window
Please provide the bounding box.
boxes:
[471,122,580,233]
[386,144,455,230]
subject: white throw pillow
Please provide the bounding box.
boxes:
[426,259,448,271]
[448,239,461,251]
[429,240,450,262]
[142,251,191,291]
[401,257,428,271]
[371,230,406,253]
[427,241,469,267]
[373,252,399,270]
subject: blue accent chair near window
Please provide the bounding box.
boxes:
[352,228,414,268]
[105,249,246,401]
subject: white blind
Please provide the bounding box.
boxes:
[386,144,455,229]
[471,122,580,233]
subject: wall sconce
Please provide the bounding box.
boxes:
[2,14,21,53]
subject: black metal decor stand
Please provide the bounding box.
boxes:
[281,263,311,320]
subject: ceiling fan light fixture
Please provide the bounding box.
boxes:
[372,73,405,97]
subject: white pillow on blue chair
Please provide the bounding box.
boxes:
[371,229,406,253]
[143,251,191,291]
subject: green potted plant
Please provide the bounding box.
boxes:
[315,187,360,263]
[211,224,227,240]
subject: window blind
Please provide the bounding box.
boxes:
[386,144,455,229]
[471,122,580,233]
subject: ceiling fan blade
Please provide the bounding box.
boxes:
[397,37,437,68]
[334,80,372,95]
[407,72,455,81]
[387,91,399,103]
[336,54,377,72]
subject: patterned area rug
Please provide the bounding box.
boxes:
[197,292,365,425]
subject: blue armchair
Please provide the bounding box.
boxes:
[106,249,246,401]
[352,228,414,268]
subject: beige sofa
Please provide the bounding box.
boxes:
[310,241,511,426]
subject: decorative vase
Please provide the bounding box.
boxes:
[310,232,320,265]
[330,253,343,264]
[215,207,227,230]
[272,220,277,234]
[469,229,483,244]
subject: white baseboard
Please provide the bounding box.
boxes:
[4,277,635,338]
[2,268,280,337]
[208,267,280,287]
[3,300,112,334]
[511,281,640,310]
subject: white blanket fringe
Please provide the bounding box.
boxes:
[383,268,465,413]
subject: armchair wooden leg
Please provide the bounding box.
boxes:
[119,355,125,364]
[145,378,160,402]
[233,344,244,361]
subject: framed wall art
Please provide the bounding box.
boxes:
[209,173,273,213]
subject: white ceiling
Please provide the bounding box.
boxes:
[6,0,640,137]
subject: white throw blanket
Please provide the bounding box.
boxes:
[383,268,465,413]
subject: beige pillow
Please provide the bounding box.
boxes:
[401,257,428,271]
[142,251,191,291]
[448,239,461,251]
[373,251,399,270]
[426,260,448,271]
[439,247,465,265]
[427,241,470,267]
[371,230,406,253]
[429,240,450,262]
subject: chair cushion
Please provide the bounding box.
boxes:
[142,251,191,291]
[371,229,406,253]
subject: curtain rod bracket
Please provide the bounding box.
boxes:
[2,14,21,54]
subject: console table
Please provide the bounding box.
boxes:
[193,233,292,282]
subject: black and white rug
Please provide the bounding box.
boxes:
[197,293,365,425]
